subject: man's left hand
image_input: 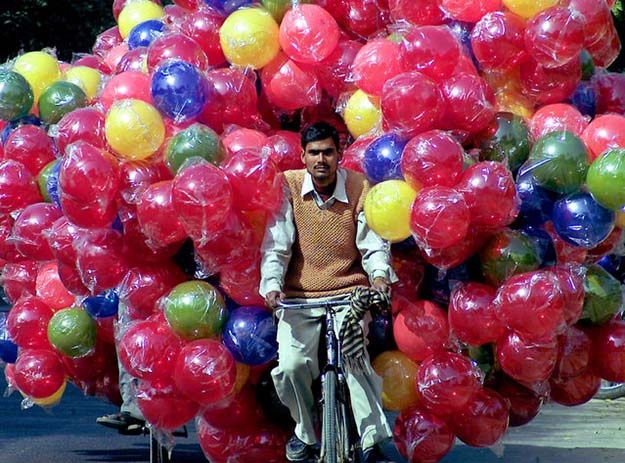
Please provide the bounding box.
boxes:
[372,277,390,295]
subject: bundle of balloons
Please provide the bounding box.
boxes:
[0,0,624,461]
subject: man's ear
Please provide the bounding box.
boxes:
[300,149,306,164]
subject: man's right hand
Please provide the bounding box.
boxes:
[265,290,285,309]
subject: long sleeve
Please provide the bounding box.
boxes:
[356,211,398,284]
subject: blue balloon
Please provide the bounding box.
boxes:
[515,172,557,227]
[596,254,624,278]
[46,159,61,208]
[203,0,254,15]
[150,60,208,122]
[128,20,164,49]
[552,192,615,249]
[1,115,41,143]
[363,132,407,184]
[222,305,277,366]
[569,81,597,118]
[520,225,556,268]
[82,288,119,318]
[0,312,17,363]
[421,259,480,307]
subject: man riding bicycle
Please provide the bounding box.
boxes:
[260,121,400,463]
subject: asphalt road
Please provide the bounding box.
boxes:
[1,369,625,463]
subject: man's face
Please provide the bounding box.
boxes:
[301,137,342,188]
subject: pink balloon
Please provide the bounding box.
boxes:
[581,113,625,161]
[528,103,589,140]
[449,282,504,346]
[381,71,444,138]
[342,134,376,174]
[400,129,464,190]
[0,160,43,215]
[176,6,226,67]
[279,4,340,64]
[400,25,461,82]
[136,180,187,247]
[136,378,200,431]
[0,215,21,262]
[420,226,490,270]
[393,405,455,463]
[261,52,322,111]
[352,38,406,96]
[3,125,56,177]
[6,296,55,349]
[11,202,63,261]
[92,26,123,60]
[470,11,527,72]
[439,0,501,22]
[451,387,509,447]
[146,32,209,71]
[115,46,149,73]
[55,108,107,155]
[496,330,558,383]
[388,0,445,25]
[100,71,152,112]
[584,17,621,69]
[440,72,496,136]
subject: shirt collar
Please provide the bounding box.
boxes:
[301,168,349,204]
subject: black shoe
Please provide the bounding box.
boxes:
[96,412,145,435]
[285,434,317,462]
[363,439,401,463]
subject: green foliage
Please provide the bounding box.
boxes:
[613,0,624,21]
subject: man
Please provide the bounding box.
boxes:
[260,121,400,463]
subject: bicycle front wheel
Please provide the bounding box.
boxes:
[322,369,339,463]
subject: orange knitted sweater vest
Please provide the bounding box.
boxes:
[283,169,370,298]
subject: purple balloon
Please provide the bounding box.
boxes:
[552,192,615,248]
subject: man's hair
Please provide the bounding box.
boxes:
[301,121,340,150]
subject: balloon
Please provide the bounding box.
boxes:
[593,72,625,115]
[47,307,97,358]
[363,179,417,243]
[105,99,165,161]
[520,130,589,195]
[219,258,265,307]
[6,296,55,349]
[38,160,59,204]
[221,128,269,157]
[0,159,44,214]
[37,81,87,125]
[438,0,501,22]
[440,72,496,136]
[100,71,152,112]
[581,114,625,161]
[82,289,119,319]
[63,66,102,101]
[266,130,304,172]
[452,387,509,447]
[11,202,63,261]
[203,0,254,15]
[117,0,165,38]
[12,51,61,103]
[0,70,34,121]
[519,57,581,106]
[470,11,527,72]
[352,38,406,97]
[514,172,556,227]
[372,350,420,411]
[151,59,208,122]
[363,132,407,184]
[342,89,381,138]
[495,330,558,383]
[549,370,601,406]
[490,373,543,427]
[3,124,54,177]
[325,0,392,38]
[569,80,597,118]
[135,180,187,247]
[410,186,470,250]
[589,319,625,382]
[35,262,75,311]
[219,7,280,69]
[200,384,265,430]
[399,25,461,82]
[146,32,210,71]
[381,71,444,138]
[388,0,445,25]
[222,305,278,366]
[580,264,622,325]
[127,19,164,49]
[174,338,237,405]
[455,161,519,230]
[308,38,363,98]
[164,124,225,175]
[502,0,559,19]
[528,103,589,141]
[118,318,183,381]
[552,192,615,249]
[164,280,228,340]
[552,325,592,381]
[177,7,226,67]
[449,282,504,346]
[393,405,455,463]
[400,130,464,190]
[279,4,340,64]
[1,260,39,304]
[136,379,199,431]
[13,348,66,399]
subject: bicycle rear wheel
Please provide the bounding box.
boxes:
[322,370,339,463]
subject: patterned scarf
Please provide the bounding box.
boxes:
[339,286,391,373]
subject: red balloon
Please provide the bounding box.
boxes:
[455,161,519,230]
[261,52,322,111]
[11,202,63,261]
[352,38,406,97]
[221,128,269,158]
[199,385,265,430]
[552,325,591,381]
[72,54,111,74]
[219,258,265,307]
[0,160,43,215]
[3,124,56,177]
[493,270,565,341]
[409,186,470,250]
[584,18,621,68]
[321,0,391,38]
[171,161,233,243]
[381,71,444,138]
[470,11,527,72]
[279,4,340,64]
[176,6,226,67]
[136,180,187,247]
[118,318,183,382]
[6,296,55,349]
[92,26,123,60]
[529,103,589,141]
[421,226,491,270]
[496,330,558,383]
[581,113,625,161]
[341,134,375,174]
[1,260,39,304]
[99,71,152,111]
[549,370,601,406]
[519,57,581,106]
[589,319,625,382]
[266,130,303,172]
[417,351,482,415]
[569,0,614,47]
[524,6,585,68]
[136,379,200,431]
[549,264,585,325]
[439,0,501,22]
[393,405,455,463]
[400,25,461,82]
[46,216,85,265]
[146,32,209,71]
[307,39,362,98]
[391,251,425,302]
[118,160,172,206]
[174,339,237,406]
[451,387,509,447]
[449,282,504,346]
[593,72,625,115]
[63,337,116,384]
[75,229,130,294]
[13,348,66,399]
[490,373,543,427]
[54,107,107,155]
[36,261,75,310]
[56,261,90,296]
[0,215,22,262]
[115,46,149,73]
[440,72,496,136]
[388,0,445,26]
[392,297,450,362]
[542,221,588,266]
[400,129,464,190]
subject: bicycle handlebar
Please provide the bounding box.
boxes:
[276,299,349,310]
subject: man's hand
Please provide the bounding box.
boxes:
[372,277,390,295]
[265,290,285,309]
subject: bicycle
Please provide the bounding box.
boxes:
[277,299,362,463]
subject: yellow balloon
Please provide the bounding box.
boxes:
[372,350,420,411]
[343,90,381,138]
[13,51,61,103]
[616,211,625,230]
[502,0,559,19]
[219,7,280,69]
[63,66,102,101]
[364,180,419,243]
[105,99,165,160]
[117,0,165,39]
[21,381,67,408]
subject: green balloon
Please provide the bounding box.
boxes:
[581,264,622,325]
[164,123,226,174]
[522,130,589,195]
[47,307,97,358]
[479,229,541,287]
[38,81,86,125]
[586,148,625,211]
[477,112,531,175]
[37,159,58,202]
[0,70,34,121]
[164,280,228,340]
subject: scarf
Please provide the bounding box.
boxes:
[339,286,391,373]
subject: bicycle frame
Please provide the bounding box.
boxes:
[277,299,361,463]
